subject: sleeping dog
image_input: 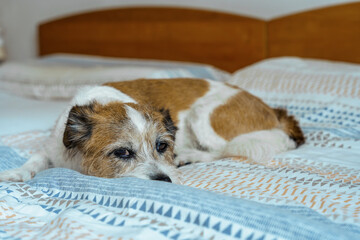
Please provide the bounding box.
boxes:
[0,78,304,183]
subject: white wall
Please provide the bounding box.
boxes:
[0,0,358,61]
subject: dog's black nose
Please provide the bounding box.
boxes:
[151,174,172,183]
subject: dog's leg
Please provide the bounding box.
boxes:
[175,148,221,167]
[0,153,49,182]
[222,129,296,164]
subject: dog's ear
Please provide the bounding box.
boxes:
[159,108,178,139]
[63,104,95,149]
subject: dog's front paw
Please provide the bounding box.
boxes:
[176,161,193,168]
[0,168,34,182]
[174,156,193,168]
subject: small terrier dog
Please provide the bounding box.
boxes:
[0,78,304,183]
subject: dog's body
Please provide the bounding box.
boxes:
[0,78,304,183]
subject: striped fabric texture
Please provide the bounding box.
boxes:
[229,57,360,99]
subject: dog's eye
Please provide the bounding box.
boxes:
[113,148,133,159]
[156,142,168,153]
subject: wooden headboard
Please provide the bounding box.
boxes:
[39,3,360,72]
[38,7,266,72]
[268,3,360,64]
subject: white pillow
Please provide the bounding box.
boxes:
[0,54,230,100]
[147,67,230,81]
[0,62,162,100]
[228,57,360,99]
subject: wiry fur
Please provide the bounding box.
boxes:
[273,108,305,147]
[0,78,304,183]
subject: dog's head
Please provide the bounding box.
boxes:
[62,101,180,183]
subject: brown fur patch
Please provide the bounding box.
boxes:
[210,91,279,141]
[104,78,210,123]
[273,108,305,147]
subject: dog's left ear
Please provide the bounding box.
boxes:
[63,104,95,149]
[159,108,178,139]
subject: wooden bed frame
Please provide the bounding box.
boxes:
[38,3,360,72]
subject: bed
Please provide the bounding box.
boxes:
[1,3,360,239]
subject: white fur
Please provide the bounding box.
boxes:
[222,129,296,163]
[0,153,48,182]
[73,86,136,106]
[119,158,182,184]
[125,105,147,133]
[174,148,221,166]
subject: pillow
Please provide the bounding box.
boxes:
[228,57,360,99]
[0,54,230,100]
[0,62,162,100]
[147,67,230,81]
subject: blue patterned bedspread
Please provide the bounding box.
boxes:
[0,164,358,240]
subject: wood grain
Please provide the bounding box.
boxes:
[268,2,360,64]
[39,3,360,71]
[39,7,266,72]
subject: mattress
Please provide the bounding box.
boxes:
[1,56,359,239]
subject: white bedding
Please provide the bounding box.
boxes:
[0,90,68,135]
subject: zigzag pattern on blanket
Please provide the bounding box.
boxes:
[1,168,359,240]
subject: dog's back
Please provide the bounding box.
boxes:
[106,78,304,164]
